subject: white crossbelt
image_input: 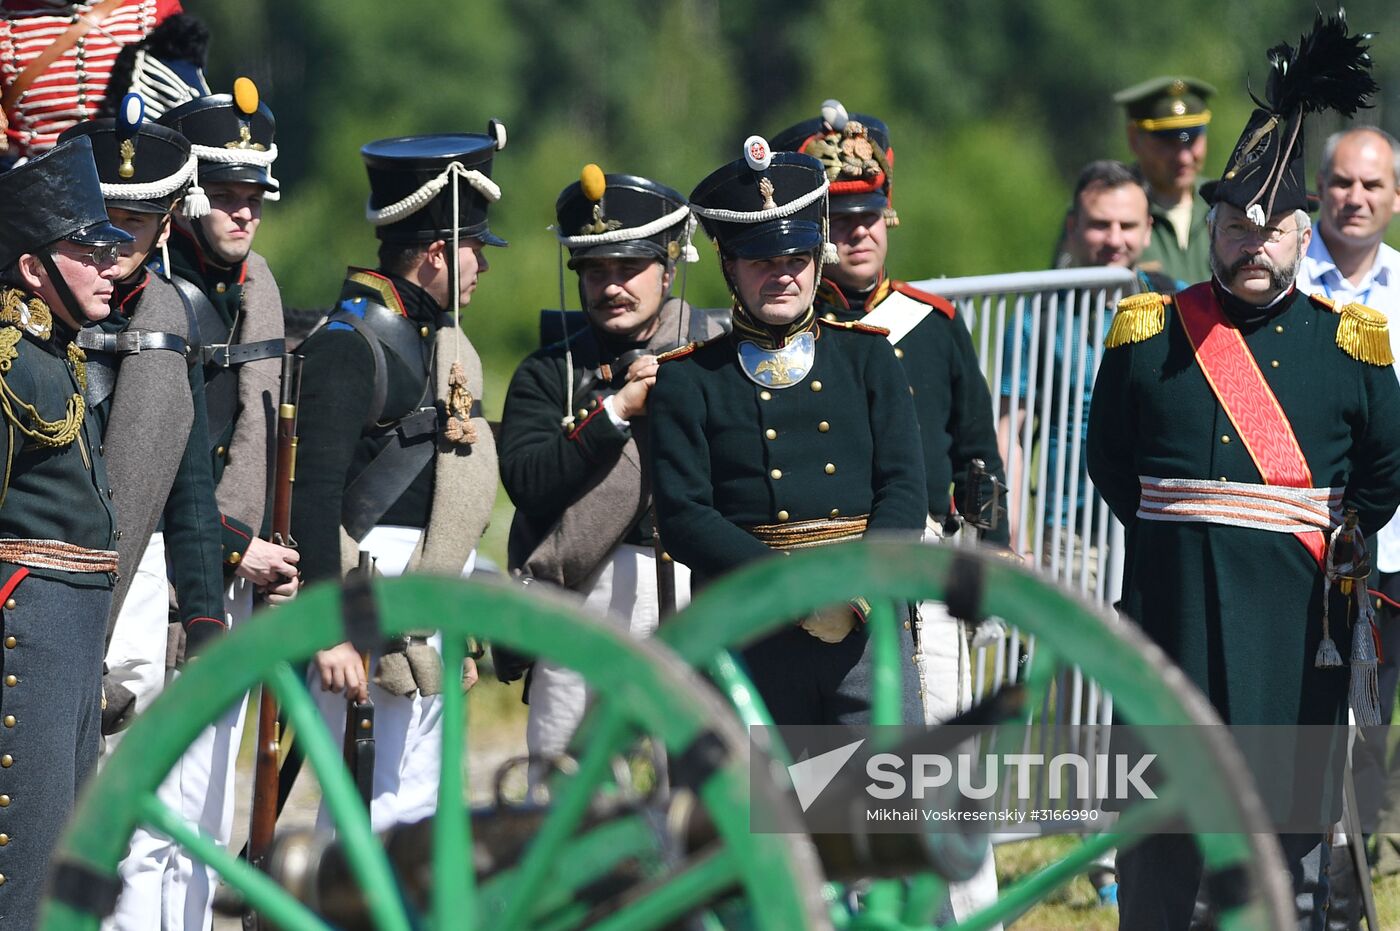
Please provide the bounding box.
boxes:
[1137,476,1344,534]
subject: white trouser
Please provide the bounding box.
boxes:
[525,543,691,769]
[916,529,1000,928]
[102,534,172,758]
[109,575,254,931]
[311,526,476,834]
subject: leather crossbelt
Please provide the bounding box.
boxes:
[1137,477,1344,534]
[744,514,869,550]
[77,327,192,360]
[201,338,285,368]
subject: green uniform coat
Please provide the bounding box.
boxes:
[1087,286,1400,727]
[814,274,1009,544]
[651,319,928,585]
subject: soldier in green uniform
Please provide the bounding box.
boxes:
[0,134,130,927]
[1113,75,1217,286]
[651,136,927,726]
[148,80,297,929]
[1086,16,1400,928]
[773,98,1008,919]
[291,129,501,831]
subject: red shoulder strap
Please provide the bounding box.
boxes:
[891,281,956,320]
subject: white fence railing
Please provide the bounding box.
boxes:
[912,267,1142,821]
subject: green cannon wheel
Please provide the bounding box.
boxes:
[654,540,1293,931]
[39,576,829,931]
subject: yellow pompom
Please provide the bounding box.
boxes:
[233,77,259,117]
[580,163,606,202]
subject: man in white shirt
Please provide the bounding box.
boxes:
[1295,124,1400,912]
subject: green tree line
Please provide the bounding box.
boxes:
[190,0,1400,406]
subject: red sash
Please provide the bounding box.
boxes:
[1174,283,1326,567]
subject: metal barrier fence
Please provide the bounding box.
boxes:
[911,267,1143,818]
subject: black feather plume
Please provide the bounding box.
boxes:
[1263,8,1377,118]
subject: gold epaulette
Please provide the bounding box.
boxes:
[1334,302,1394,366]
[1104,292,1169,348]
[818,318,890,337]
[652,340,705,364]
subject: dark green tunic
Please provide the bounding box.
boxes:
[291,269,443,586]
[0,297,116,585]
[814,274,1009,545]
[651,319,928,584]
[1087,286,1400,727]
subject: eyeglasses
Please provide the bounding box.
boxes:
[56,243,121,266]
[1217,222,1301,245]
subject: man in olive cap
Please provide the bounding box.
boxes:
[1114,75,1217,285]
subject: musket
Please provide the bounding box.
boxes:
[245,353,301,928]
[344,551,376,806]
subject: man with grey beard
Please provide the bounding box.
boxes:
[1087,14,1400,928]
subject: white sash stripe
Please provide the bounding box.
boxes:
[1137,476,1344,534]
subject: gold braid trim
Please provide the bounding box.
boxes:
[745,514,869,550]
[0,288,53,339]
[1105,292,1167,348]
[0,322,87,449]
[1335,302,1394,366]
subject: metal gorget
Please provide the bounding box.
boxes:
[737,330,815,388]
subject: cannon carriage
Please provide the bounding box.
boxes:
[40,542,1292,930]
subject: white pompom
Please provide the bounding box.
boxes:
[182,183,210,219]
[743,135,773,171]
[1246,203,1266,227]
[820,98,849,131]
[822,241,839,263]
[682,243,699,263]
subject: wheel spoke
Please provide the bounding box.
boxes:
[496,702,631,929]
[866,599,903,727]
[585,847,741,931]
[958,788,1186,931]
[478,814,660,923]
[434,635,475,929]
[268,662,413,931]
[135,795,329,931]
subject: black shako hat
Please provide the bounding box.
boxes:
[158,78,278,193]
[0,136,132,271]
[1202,10,1376,220]
[362,125,507,247]
[59,94,194,215]
[689,136,831,260]
[554,167,693,268]
[771,99,897,222]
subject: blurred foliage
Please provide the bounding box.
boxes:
[188,0,1400,411]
